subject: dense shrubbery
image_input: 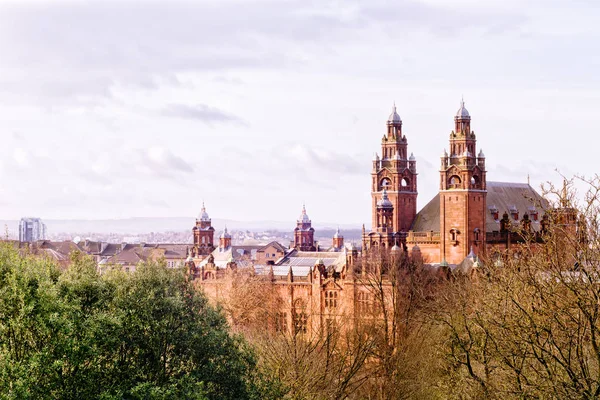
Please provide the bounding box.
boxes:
[0,246,281,399]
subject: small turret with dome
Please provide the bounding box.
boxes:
[376,189,394,232]
[193,201,215,256]
[219,226,232,250]
[387,103,402,125]
[294,204,316,251]
[198,202,211,222]
[377,189,393,208]
[455,98,470,119]
[454,98,472,136]
[332,227,344,250]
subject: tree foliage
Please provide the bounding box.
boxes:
[0,246,279,399]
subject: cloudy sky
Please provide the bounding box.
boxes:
[0,0,598,226]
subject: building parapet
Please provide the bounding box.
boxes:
[406,230,441,244]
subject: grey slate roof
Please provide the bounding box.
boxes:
[412,181,548,233]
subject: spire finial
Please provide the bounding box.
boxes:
[561,179,569,207]
[461,95,464,107]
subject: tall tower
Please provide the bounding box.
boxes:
[364,104,418,252]
[439,100,487,264]
[192,202,215,256]
[371,104,418,233]
[294,205,316,251]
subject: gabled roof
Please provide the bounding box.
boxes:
[257,241,287,253]
[412,181,548,233]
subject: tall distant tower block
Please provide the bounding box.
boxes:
[192,202,215,257]
[19,217,46,242]
[439,100,487,263]
[363,104,418,251]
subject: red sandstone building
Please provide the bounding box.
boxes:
[363,100,548,265]
[187,100,577,336]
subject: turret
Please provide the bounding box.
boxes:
[219,226,232,250]
[332,227,344,250]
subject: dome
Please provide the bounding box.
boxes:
[220,226,231,239]
[478,149,485,158]
[393,151,401,160]
[391,244,401,252]
[377,189,393,208]
[198,202,210,221]
[298,204,310,223]
[456,99,470,118]
[409,152,416,161]
[388,103,402,124]
[333,227,343,239]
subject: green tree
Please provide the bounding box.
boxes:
[0,245,280,399]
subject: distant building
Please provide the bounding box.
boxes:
[19,217,46,242]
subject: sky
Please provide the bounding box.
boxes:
[0,0,599,226]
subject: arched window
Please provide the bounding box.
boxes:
[450,228,460,242]
[380,178,391,191]
[449,175,461,189]
[401,177,409,188]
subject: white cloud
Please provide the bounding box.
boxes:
[0,0,597,225]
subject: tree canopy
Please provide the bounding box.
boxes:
[0,245,280,399]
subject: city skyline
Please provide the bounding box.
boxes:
[0,0,597,224]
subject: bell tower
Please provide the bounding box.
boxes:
[294,204,316,251]
[439,100,487,264]
[192,202,215,257]
[370,103,418,234]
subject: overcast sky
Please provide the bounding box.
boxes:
[0,0,598,226]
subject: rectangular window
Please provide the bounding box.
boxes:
[325,291,338,309]
[293,311,307,334]
[275,312,287,333]
[356,292,372,314]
